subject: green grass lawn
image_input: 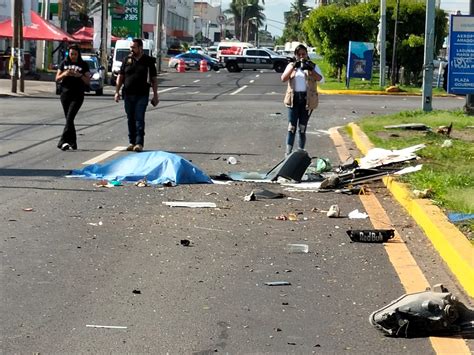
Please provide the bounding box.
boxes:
[316,59,446,95]
[355,109,474,239]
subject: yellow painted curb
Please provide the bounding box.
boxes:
[348,123,474,298]
[318,88,456,97]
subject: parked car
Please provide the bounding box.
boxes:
[168,52,220,71]
[189,45,205,55]
[82,54,105,95]
[206,45,218,58]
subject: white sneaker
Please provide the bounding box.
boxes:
[61,143,71,151]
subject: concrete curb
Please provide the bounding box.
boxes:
[318,88,456,97]
[348,122,474,298]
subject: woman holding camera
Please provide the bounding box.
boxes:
[281,44,324,157]
[55,44,90,151]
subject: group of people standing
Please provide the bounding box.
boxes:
[55,39,158,152]
[55,41,323,157]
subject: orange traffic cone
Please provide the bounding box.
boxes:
[199,60,208,72]
[177,59,186,73]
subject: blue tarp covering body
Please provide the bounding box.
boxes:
[72,151,212,185]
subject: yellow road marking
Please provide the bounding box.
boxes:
[329,127,471,355]
[82,146,126,165]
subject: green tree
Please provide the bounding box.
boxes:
[304,2,379,80]
[304,0,447,84]
[224,0,265,41]
[281,0,311,43]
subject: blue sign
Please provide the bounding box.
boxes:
[448,15,474,95]
[346,41,374,88]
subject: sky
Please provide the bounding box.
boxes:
[215,0,470,38]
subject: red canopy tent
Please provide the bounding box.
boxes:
[0,10,77,42]
[72,26,120,42]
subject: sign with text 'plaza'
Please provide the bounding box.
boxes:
[448,15,474,95]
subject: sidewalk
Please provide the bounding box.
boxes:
[0,76,56,97]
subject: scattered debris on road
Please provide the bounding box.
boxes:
[287,243,309,253]
[264,281,291,286]
[162,201,217,208]
[370,284,474,337]
[86,325,128,329]
[346,229,395,243]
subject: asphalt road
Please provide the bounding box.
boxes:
[0,70,470,353]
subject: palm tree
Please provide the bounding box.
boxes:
[281,0,311,42]
[224,0,265,41]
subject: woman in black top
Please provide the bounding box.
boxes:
[55,44,90,150]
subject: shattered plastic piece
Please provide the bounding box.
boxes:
[109,180,122,186]
[287,243,309,253]
[132,289,141,294]
[135,178,148,187]
[244,191,256,201]
[348,209,369,219]
[180,239,191,246]
[441,139,453,148]
[227,156,238,165]
[346,229,394,242]
[412,188,432,199]
[370,284,474,337]
[22,208,34,212]
[326,204,340,218]
[275,214,288,221]
[254,189,285,199]
[358,144,426,169]
[384,123,430,131]
[314,158,332,173]
[86,325,127,329]
[287,213,298,221]
[264,281,291,286]
[436,122,453,136]
[162,201,217,208]
[447,213,474,223]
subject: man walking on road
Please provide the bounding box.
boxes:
[114,39,159,152]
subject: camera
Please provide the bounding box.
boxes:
[301,59,314,71]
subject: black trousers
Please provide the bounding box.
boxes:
[58,90,84,149]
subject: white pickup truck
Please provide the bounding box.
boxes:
[220,48,290,73]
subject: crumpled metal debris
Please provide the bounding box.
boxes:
[370,284,474,337]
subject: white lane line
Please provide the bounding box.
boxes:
[229,85,248,95]
[193,79,200,83]
[159,87,179,93]
[249,80,255,83]
[82,146,126,165]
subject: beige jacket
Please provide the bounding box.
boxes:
[283,69,319,110]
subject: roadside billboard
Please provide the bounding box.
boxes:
[346,41,374,88]
[447,15,474,95]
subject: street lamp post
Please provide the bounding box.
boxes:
[246,17,257,43]
[240,3,251,41]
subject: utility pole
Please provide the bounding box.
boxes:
[100,0,108,82]
[11,0,20,93]
[154,0,164,73]
[422,0,435,111]
[19,0,24,93]
[379,0,386,87]
[390,0,400,86]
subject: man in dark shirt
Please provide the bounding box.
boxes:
[114,38,159,152]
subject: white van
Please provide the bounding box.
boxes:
[216,41,254,61]
[111,39,154,85]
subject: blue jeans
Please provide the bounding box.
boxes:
[286,92,309,152]
[124,94,149,146]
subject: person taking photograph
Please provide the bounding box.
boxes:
[55,44,90,151]
[281,44,324,157]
